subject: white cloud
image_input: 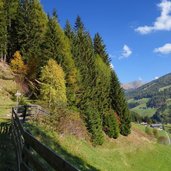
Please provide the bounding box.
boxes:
[154,43,171,54]
[110,63,114,69]
[138,77,143,81]
[121,45,132,58]
[135,0,171,34]
[155,76,159,79]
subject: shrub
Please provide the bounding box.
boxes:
[153,128,159,138]
[145,126,152,135]
[157,136,169,145]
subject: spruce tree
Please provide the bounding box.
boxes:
[85,106,104,145]
[94,33,110,65]
[73,16,96,109]
[64,20,74,41]
[110,70,131,136]
[17,0,47,62]
[104,110,119,139]
[72,16,104,144]
[0,0,7,61]
[3,0,19,60]
[42,12,78,106]
[94,55,111,116]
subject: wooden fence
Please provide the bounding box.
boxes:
[11,108,78,171]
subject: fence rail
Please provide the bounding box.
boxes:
[11,107,78,171]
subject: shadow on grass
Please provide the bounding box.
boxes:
[0,122,17,171]
[26,123,100,171]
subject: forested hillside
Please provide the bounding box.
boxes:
[126,73,171,123]
[0,0,131,145]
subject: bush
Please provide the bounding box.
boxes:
[153,128,159,138]
[157,136,169,145]
[145,126,152,135]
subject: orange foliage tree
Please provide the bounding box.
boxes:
[10,51,27,74]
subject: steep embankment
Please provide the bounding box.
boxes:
[126,73,171,122]
[0,62,16,117]
[26,121,171,171]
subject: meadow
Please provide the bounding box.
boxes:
[26,122,171,171]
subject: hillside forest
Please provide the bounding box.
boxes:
[127,73,171,124]
[0,0,131,145]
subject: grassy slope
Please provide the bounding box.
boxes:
[26,122,171,171]
[0,62,16,116]
[128,98,157,117]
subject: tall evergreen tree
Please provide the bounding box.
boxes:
[94,55,111,116]
[3,0,19,61]
[104,110,119,139]
[73,16,96,109]
[17,0,47,62]
[72,16,104,145]
[64,20,74,40]
[110,70,131,136]
[94,33,110,65]
[0,0,7,61]
[42,12,78,106]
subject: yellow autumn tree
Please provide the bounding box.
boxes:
[10,51,27,74]
[40,59,67,108]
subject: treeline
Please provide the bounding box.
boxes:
[0,0,131,145]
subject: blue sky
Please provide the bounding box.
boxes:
[40,0,171,83]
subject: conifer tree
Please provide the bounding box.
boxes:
[94,55,111,115]
[94,33,110,65]
[40,59,67,109]
[110,70,131,136]
[17,0,47,63]
[3,0,19,60]
[42,12,78,106]
[0,0,7,61]
[104,110,119,139]
[72,16,104,144]
[73,16,96,109]
[10,51,27,74]
[64,20,74,41]
[86,106,104,145]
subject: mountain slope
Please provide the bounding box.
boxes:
[126,73,171,100]
[126,73,171,122]
[0,62,16,116]
[122,80,144,90]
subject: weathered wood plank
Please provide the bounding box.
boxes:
[23,130,78,171]
[22,147,48,171]
[12,107,79,171]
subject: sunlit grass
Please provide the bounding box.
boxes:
[26,122,171,171]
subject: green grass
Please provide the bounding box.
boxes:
[129,98,157,117]
[26,122,171,171]
[159,85,171,92]
[0,65,16,116]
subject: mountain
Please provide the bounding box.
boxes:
[122,80,144,90]
[126,73,171,123]
[126,73,171,99]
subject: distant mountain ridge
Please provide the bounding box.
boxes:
[122,80,144,90]
[126,73,171,99]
